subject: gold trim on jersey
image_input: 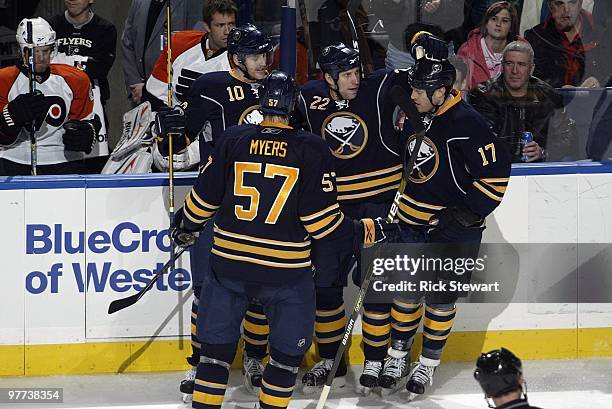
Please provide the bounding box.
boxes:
[435,90,462,117]
[184,190,220,224]
[300,205,344,239]
[211,226,311,269]
[397,192,445,225]
[335,165,402,202]
[473,180,504,202]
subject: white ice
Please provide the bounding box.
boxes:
[1,358,611,409]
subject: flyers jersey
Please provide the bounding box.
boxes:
[186,69,264,160]
[146,31,229,106]
[182,122,351,284]
[298,69,404,205]
[0,64,94,165]
[398,91,512,226]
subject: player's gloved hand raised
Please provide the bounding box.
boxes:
[409,31,450,62]
[3,91,47,127]
[427,206,483,234]
[170,208,200,248]
[354,217,401,246]
[155,106,189,156]
[62,116,101,154]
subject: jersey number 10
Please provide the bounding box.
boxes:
[234,162,300,224]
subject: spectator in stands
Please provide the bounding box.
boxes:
[49,1,116,106]
[524,0,611,88]
[458,1,524,90]
[49,0,117,174]
[469,41,576,162]
[447,0,523,49]
[121,0,190,105]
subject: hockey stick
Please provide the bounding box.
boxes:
[165,0,177,272]
[344,0,374,75]
[316,85,425,409]
[108,246,187,314]
[297,0,317,80]
[26,21,37,176]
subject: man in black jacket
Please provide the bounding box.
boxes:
[524,0,611,88]
[49,0,116,106]
[469,41,576,162]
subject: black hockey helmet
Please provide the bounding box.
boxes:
[227,23,274,57]
[259,70,300,116]
[407,58,456,99]
[319,42,360,80]
[474,348,523,398]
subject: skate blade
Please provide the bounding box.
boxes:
[380,377,408,397]
[406,391,421,401]
[354,384,373,397]
[302,376,346,395]
[182,393,193,403]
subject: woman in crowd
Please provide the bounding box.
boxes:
[458,1,524,90]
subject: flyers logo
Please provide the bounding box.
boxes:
[41,96,67,128]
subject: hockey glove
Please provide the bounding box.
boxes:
[428,206,483,234]
[170,208,200,248]
[62,116,101,154]
[155,106,188,156]
[409,31,450,62]
[354,217,401,247]
[2,91,47,128]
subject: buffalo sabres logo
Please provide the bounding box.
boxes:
[239,105,264,125]
[322,112,368,159]
[249,82,261,98]
[407,134,439,183]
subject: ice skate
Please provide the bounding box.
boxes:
[355,360,383,396]
[301,358,346,394]
[179,365,196,403]
[243,354,265,396]
[379,353,409,396]
[406,355,439,401]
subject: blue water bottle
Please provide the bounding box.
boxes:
[521,131,533,162]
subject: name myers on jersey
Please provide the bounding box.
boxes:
[249,139,287,157]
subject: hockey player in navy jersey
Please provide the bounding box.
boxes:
[167,70,396,409]
[475,348,543,409]
[295,33,453,395]
[154,22,274,398]
[383,55,511,400]
[296,42,407,395]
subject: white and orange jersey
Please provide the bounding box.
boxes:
[146,30,230,106]
[0,64,94,165]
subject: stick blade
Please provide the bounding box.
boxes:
[389,85,425,134]
[108,294,140,314]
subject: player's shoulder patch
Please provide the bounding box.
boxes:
[172,30,206,57]
[0,66,20,96]
[50,63,92,97]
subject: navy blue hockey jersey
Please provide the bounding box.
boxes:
[181,121,352,284]
[398,91,511,226]
[297,69,405,205]
[186,69,263,159]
